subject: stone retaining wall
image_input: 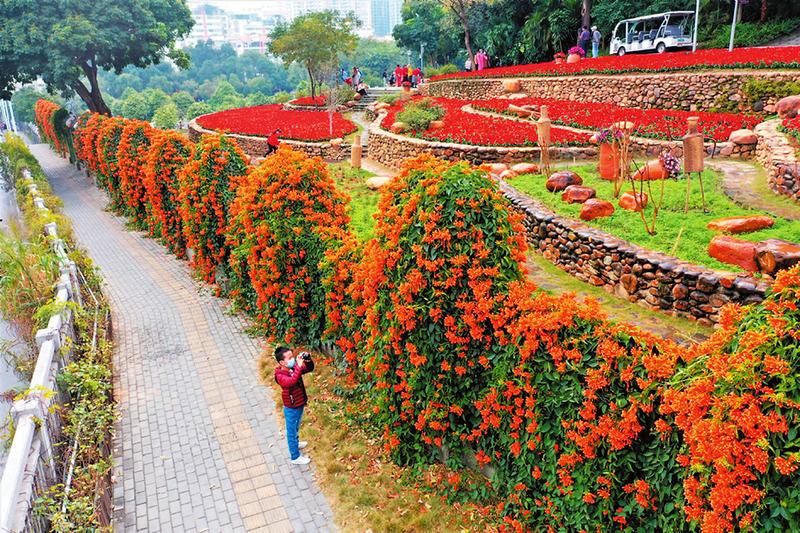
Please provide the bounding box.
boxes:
[367,113,754,169]
[425,70,800,113]
[754,119,800,203]
[500,180,769,326]
[188,118,348,161]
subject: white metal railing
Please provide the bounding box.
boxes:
[0,169,83,533]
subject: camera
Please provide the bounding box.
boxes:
[298,351,310,360]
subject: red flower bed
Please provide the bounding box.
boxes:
[431,46,800,81]
[473,97,760,142]
[289,95,327,106]
[382,97,590,147]
[781,116,800,141]
[196,104,355,141]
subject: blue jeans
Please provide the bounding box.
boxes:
[592,42,599,58]
[284,406,304,460]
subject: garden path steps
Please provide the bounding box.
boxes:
[768,26,800,46]
[28,144,336,533]
[713,159,800,221]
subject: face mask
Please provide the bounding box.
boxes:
[286,358,296,369]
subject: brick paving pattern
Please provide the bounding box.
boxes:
[29,144,335,533]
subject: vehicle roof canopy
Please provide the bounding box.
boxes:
[616,11,694,24]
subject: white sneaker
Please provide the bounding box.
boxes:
[298,441,308,449]
[291,455,311,465]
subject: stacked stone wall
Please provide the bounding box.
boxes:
[425,70,800,113]
[754,119,800,203]
[500,180,769,326]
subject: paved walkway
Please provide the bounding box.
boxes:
[713,159,800,221]
[29,144,335,533]
[768,25,800,46]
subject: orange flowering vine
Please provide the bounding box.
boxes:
[117,120,154,225]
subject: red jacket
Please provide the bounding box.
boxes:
[274,359,314,408]
[267,133,280,147]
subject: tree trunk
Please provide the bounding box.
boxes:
[460,13,474,71]
[760,0,768,22]
[755,239,800,275]
[582,0,592,28]
[77,59,111,115]
[307,66,316,100]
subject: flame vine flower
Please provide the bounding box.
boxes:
[117,120,154,225]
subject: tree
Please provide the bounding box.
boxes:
[142,89,171,119]
[245,92,271,107]
[11,88,61,124]
[209,80,240,110]
[152,103,179,129]
[186,102,213,120]
[172,91,195,118]
[120,92,150,120]
[438,0,491,70]
[0,0,193,115]
[269,10,360,100]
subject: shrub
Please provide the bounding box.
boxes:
[705,19,800,49]
[395,98,445,131]
[227,146,351,346]
[425,64,459,77]
[143,130,193,256]
[73,113,107,174]
[662,268,800,532]
[34,99,68,156]
[95,117,127,208]
[177,134,249,285]
[743,78,800,105]
[117,120,154,224]
[378,93,402,105]
[339,155,530,465]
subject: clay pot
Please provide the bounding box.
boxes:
[429,120,445,131]
[683,117,704,173]
[580,198,615,221]
[632,159,668,181]
[353,93,362,101]
[554,57,564,64]
[567,53,581,63]
[707,215,774,234]
[488,163,509,175]
[366,176,392,190]
[598,143,620,181]
[508,104,533,118]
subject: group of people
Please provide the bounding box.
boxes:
[464,48,491,71]
[385,64,422,88]
[578,24,603,58]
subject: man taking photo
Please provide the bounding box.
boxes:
[274,346,314,465]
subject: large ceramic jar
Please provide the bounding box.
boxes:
[598,142,621,180]
[567,53,581,63]
[683,116,705,173]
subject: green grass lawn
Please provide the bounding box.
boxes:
[508,164,800,272]
[329,162,380,241]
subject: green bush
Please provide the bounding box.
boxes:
[425,64,459,77]
[395,98,445,131]
[743,78,800,105]
[378,93,402,104]
[705,18,800,48]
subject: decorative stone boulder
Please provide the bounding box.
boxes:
[561,185,596,203]
[487,163,508,175]
[390,122,409,133]
[755,239,800,275]
[499,169,518,180]
[708,235,758,272]
[546,170,582,192]
[580,198,615,221]
[353,93,362,101]
[374,102,390,111]
[502,79,522,93]
[366,176,393,190]
[776,95,800,119]
[728,129,758,145]
[506,93,528,100]
[618,191,648,211]
[429,120,445,131]
[707,215,774,234]
[511,163,539,175]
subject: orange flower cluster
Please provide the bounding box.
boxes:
[143,130,193,256]
[117,120,155,225]
[34,100,67,156]
[177,134,249,284]
[227,146,351,346]
[95,117,127,209]
[661,267,800,533]
[73,113,107,173]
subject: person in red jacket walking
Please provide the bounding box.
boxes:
[274,346,315,465]
[266,128,282,155]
